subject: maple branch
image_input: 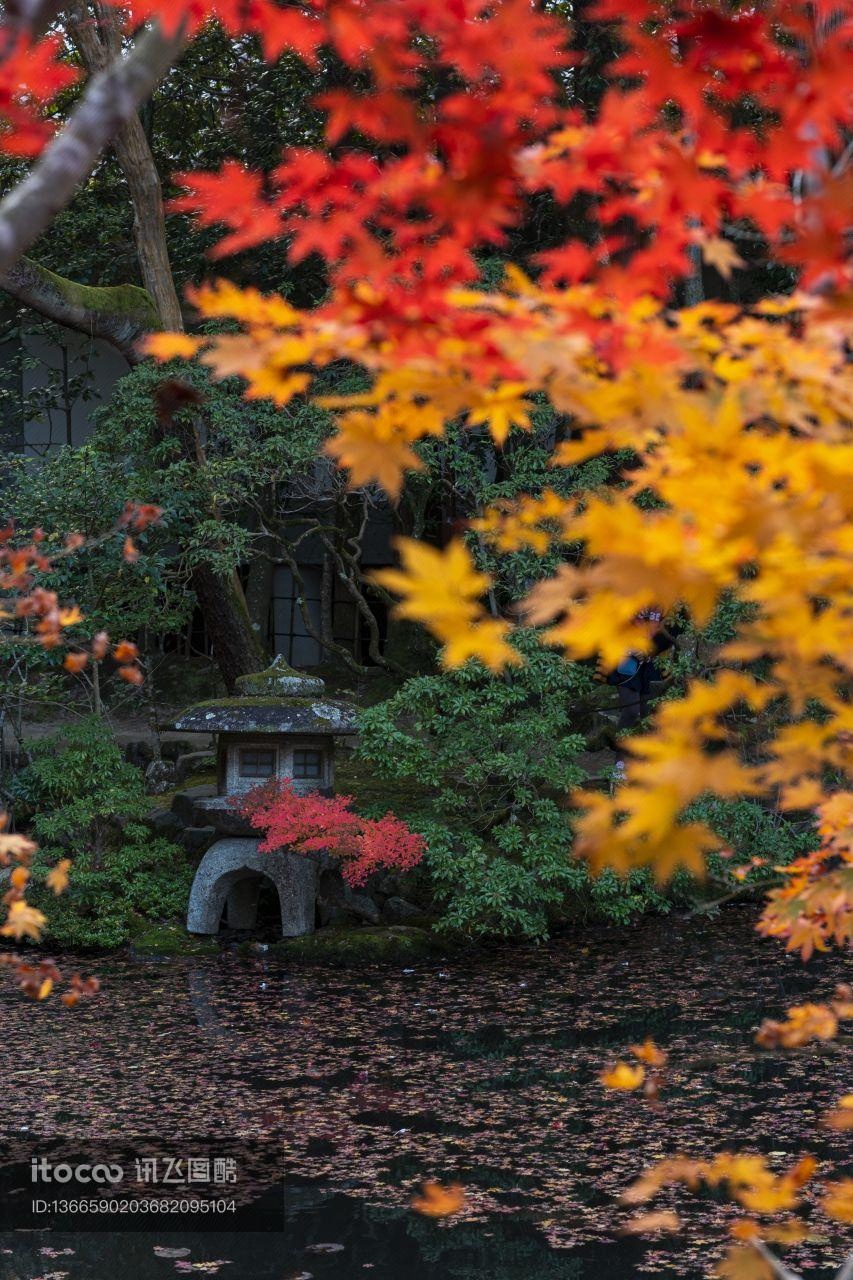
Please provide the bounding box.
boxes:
[751,1240,802,1280]
[836,1251,853,1280]
[0,255,156,360]
[0,17,187,274]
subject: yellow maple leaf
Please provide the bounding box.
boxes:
[440,618,521,673]
[714,1245,773,1280]
[467,382,532,446]
[600,1062,646,1090]
[621,1210,681,1235]
[143,332,203,361]
[1,900,48,941]
[411,1181,466,1217]
[630,1037,668,1067]
[325,413,425,497]
[823,1095,853,1132]
[822,1179,853,1223]
[699,236,745,280]
[45,858,72,896]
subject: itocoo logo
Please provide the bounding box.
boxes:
[31,1158,123,1184]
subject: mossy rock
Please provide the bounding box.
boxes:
[266,925,449,967]
[127,918,219,957]
[146,770,217,813]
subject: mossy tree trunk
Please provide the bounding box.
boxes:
[0,256,156,362]
[66,0,184,331]
[191,565,268,692]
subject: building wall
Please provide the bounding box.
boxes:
[0,318,129,458]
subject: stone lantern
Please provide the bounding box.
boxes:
[173,658,357,939]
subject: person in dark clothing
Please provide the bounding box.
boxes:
[608,610,678,731]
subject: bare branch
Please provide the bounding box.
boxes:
[0,17,187,273]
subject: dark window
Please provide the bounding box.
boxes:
[293,749,323,779]
[239,747,276,778]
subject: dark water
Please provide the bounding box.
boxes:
[0,909,850,1280]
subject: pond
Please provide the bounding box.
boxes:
[0,909,849,1280]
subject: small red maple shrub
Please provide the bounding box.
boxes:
[237,781,426,888]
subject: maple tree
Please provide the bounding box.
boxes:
[137,0,850,960]
[1,0,848,939]
[0,506,154,976]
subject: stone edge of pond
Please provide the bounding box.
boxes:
[125,921,461,966]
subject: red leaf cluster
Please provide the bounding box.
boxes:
[237,780,426,887]
[0,34,78,157]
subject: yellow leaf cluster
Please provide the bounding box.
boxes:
[755,993,852,1049]
[373,539,520,672]
[599,1061,646,1090]
[410,1181,467,1217]
[171,269,852,900]
[622,1151,816,1218]
[821,1180,853,1223]
[0,899,48,941]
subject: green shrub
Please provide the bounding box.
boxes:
[689,795,818,891]
[357,632,675,939]
[11,718,193,949]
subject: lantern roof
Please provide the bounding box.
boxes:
[171,658,358,736]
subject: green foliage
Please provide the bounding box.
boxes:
[90,355,328,574]
[12,718,192,949]
[691,796,818,889]
[357,632,672,939]
[0,444,187,642]
[0,352,329,663]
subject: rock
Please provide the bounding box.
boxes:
[341,892,381,924]
[178,826,217,857]
[174,750,215,786]
[382,896,423,925]
[369,871,402,899]
[145,759,177,795]
[317,870,381,926]
[161,738,195,762]
[171,783,217,826]
[146,808,184,839]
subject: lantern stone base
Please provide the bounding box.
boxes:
[186,838,317,937]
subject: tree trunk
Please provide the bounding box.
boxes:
[152,381,268,689]
[244,537,275,651]
[66,0,184,330]
[0,16,187,272]
[191,565,267,692]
